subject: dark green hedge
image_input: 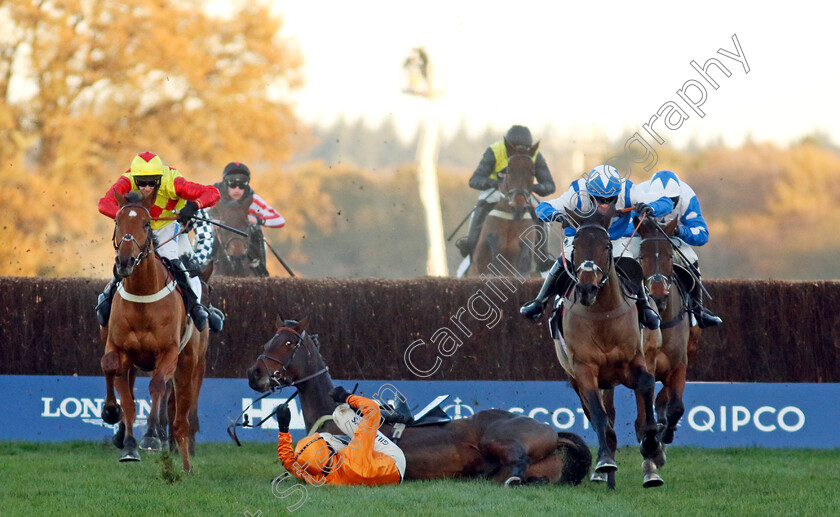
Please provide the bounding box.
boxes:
[1,277,837,382]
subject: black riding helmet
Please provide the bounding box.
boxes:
[223,161,251,181]
[504,125,533,148]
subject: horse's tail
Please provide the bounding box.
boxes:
[556,431,592,485]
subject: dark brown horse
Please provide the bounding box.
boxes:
[469,143,540,277]
[100,191,208,471]
[246,317,591,485]
[637,217,700,446]
[551,207,663,489]
[206,200,266,277]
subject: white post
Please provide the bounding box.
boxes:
[403,48,448,277]
[416,104,448,276]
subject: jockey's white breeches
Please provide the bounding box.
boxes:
[153,222,201,302]
[329,403,407,480]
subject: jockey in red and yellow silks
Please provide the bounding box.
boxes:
[95,152,222,332]
[99,154,219,229]
[277,393,405,486]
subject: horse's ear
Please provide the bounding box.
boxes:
[504,137,515,157]
[564,208,583,228]
[297,316,310,333]
[114,188,126,208]
[275,314,285,331]
[529,140,540,156]
[664,217,679,235]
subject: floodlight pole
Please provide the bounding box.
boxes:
[403,48,448,277]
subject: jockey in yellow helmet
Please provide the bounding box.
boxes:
[96,152,222,332]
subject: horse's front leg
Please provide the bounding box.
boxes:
[483,439,530,486]
[573,367,615,478]
[100,346,122,426]
[628,360,663,488]
[515,237,534,276]
[173,344,198,472]
[663,364,687,445]
[112,356,140,462]
[140,360,169,451]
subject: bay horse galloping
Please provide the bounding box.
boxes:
[100,190,208,471]
[637,216,700,446]
[550,208,663,489]
[246,317,592,486]
[207,200,266,277]
[469,144,540,277]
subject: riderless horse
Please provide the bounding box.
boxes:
[246,317,592,485]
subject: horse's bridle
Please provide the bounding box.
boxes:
[571,223,613,289]
[113,204,154,269]
[640,236,673,294]
[500,154,535,207]
[257,328,329,388]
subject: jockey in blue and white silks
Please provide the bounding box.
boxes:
[521,165,673,329]
[536,166,674,261]
[633,170,722,328]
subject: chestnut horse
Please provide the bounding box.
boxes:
[469,145,541,277]
[550,208,663,489]
[637,216,700,446]
[100,191,208,471]
[246,317,592,486]
[206,200,266,277]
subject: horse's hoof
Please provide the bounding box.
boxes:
[112,434,124,450]
[595,459,618,474]
[119,450,141,462]
[590,472,608,483]
[643,473,664,488]
[139,436,162,451]
[504,476,522,487]
[102,405,121,425]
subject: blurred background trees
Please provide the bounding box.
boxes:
[1,1,839,280]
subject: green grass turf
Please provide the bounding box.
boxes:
[1,441,837,516]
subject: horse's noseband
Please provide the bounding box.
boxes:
[113,205,153,266]
[645,273,671,293]
[571,224,613,289]
[258,329,306,388]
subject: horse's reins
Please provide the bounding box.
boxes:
[226,389,299,447]
[227,328,331,446]
[113,207,188,266]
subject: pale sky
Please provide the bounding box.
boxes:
[273,1,838,147]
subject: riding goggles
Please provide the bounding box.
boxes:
[134,177,161,188]
[226,179,249,189]
[593,195,617,205]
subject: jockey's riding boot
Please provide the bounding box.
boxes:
[535,222,554,272]
[170,259,208,332]
[456,200,491,257]
[632,281,661,330]
[95,276,119,327]
[691,282,722,329]
[520,261,571,321]
[206,304,225,333]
